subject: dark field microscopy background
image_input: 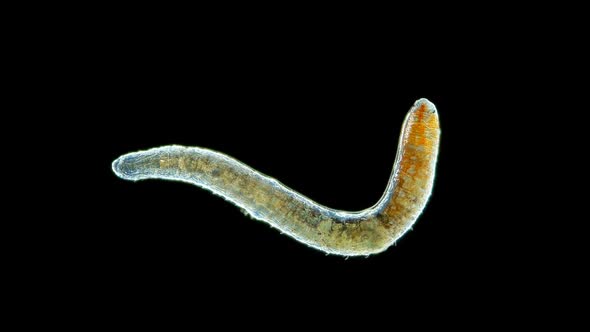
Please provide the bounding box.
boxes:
[93,60,516,298]
[56,14,574,325]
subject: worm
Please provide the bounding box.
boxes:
[112,98,440,256]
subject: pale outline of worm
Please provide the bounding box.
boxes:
[112,98,440,256]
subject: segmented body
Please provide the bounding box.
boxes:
[112,98,440,256]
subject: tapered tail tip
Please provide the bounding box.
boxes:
[112,154,138,180]
[112,157,125,178]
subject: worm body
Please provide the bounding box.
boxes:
[112,98,440,256]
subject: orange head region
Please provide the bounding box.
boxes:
[394,99,440,198]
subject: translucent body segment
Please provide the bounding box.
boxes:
[112,98,440,256]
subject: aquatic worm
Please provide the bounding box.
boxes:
[112,98,440,256]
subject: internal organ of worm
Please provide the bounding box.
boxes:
[112,98,440,256]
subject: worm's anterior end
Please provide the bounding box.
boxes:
[414,98,437,114]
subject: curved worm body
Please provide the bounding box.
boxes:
[112,98,440,256]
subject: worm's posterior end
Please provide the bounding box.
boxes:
[112,148,172,181]
[112,154,145,181]
[112,156,129,179]
[414,98,437,114]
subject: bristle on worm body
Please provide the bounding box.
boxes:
[112,98,440,256]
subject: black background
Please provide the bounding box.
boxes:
[91,46,517,300]
[40,8,578,325]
